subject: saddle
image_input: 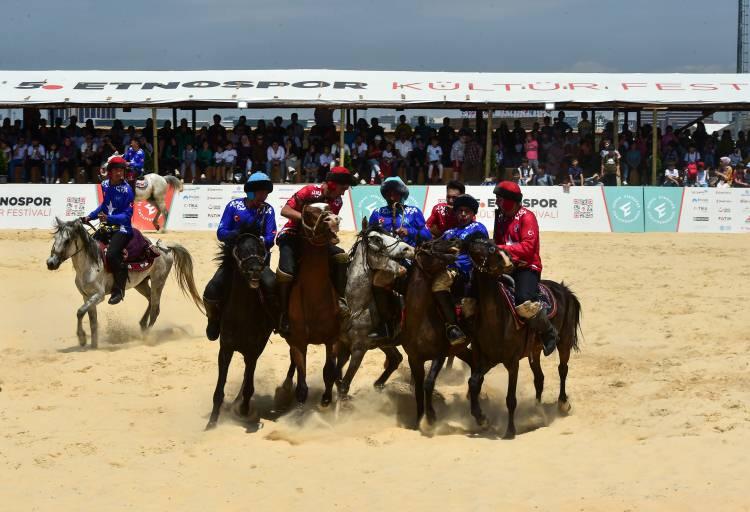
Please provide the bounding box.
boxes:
[135,179,148,189]
[98,229,160,273]
[499,279,557,329]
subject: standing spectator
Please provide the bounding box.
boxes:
[269,116,286,145]
[161,137,181,175]
[208,114,226,147]
[236,134,253,174]
[181,143,197,183]
[530,164,555,186]
[25,137,46,183]
[251,134,267,173]
[414,116,434,142]
[623,143,641,186]
[58,137,78,184]
[663,162,681,186]
[524,132,539,170]
[684,144,701,166]
[411,137,428,184]
[462,134,484,184]
[302,144,320,183]
[367,118,385,142]
[266,140,286,179]
[197,140,214,182]
[394,133,413,182]
[8,136,27,182]
[175,118,195,158]
[318,145,334,183]
[287,113,305,147]
[366,137,384,184]
[438,117,455,166]
[1,140,11,178]
[427,137,444,183]
[450,134,466,181]
[394,115,413,141]
[44,142,59,183]
[100,136,118,163]
[577,111,593,140]
[729,146,743,168]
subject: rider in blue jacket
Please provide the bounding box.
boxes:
[82,155,134,305]
[202,173,277,341]
[368,177,431,341]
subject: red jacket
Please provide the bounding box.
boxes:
[280,184,342,234]
[426,202,457,235]
[493,207,542,273]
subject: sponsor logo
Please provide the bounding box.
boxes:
[692,216,709,222]
[718,216,732,221]
[182,213,199,219]
[14,80,368,91]
[611,194,642,224]
[646,194,678,225]
[0,196,52,206]
[691,197,709,204]
[486,198,558,209]
[207,204,222,210]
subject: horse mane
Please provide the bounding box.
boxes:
[54,219,100,263]
[348,223,390,260]
[215,222,263,267]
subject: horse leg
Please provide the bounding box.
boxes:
[503,360,520,439]
[146,278,165,329]
[157,199,168,233]
[335,343,351,392]
[321,344,336,407]
[446,355,455,370]
[238,354,257,417]
[76,293,103,348]
[149,200,161,232]
[408,356,425,429]
[424,357,446,425]
[206,346,233,430]
[468,368,488,428]
[529,352,545,402]
[374,347,403,389]
[558,344,572,415]
[134,280,152,331]
[290,346,308,404]
[337,344,362,398]
[282,348,296,392]
[87,305,99,350]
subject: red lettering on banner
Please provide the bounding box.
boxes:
[656,83,684,90]
[528,82,560,91]
[690,83,719,91]
[493,83,522,91]
[621,82,646,90]
[392,82,422,90]
[720,83,747,90]
[468,83,492,91]
[428,82,459,90]
[568,83,600,90]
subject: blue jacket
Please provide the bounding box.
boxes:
[368,204,431,247]
[124,147,145,172]
[217,198,277,250]
[442,221,489,275]
[88,181,134,234]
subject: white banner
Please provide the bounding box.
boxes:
[678,187,750,233]
[2,70,750,106]
[0,184,98,229]
[425,185,611,233]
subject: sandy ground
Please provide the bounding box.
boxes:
[0,228,748,511]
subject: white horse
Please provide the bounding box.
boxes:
[132,173,184,232]
[46,218,204,349]
[336,218,415,397]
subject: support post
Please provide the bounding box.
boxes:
[191,109,196,131]
[339,107,346,167]
[636,110,642,130]
[613,108,620,186]
[484,109,493,180]
[651,109,658,186]
[172,108,177,129]
[151,107,159,174]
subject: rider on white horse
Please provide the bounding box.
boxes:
[81,155,135,305]
[124,138,146,187]
[202,173,278,341]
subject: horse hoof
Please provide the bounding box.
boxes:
[90,341,98,350]
[77,334,87,347]
[558,400,572,415]
[503,430,516,440]
[205,420,217,431]
[320,396,332,408]
[373,381,386,391]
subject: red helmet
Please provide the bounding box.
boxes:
[325,166,356,189]
[493,181,523,203]
[106,156,127,171]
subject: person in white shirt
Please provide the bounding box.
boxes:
[449,135,466,181]
[394,135,413,180]
[25,138,46,183]
[663,163,681,186]
[221,142,238,182]
[426,137,444,182]
[517,158,534,185]
[266,140,286,178]
[9,137,28,183]
[695,162,709,187]
[213,146,226,184]
[318,146,334,183]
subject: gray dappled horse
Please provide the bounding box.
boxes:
[132,173,183,232]
[46,218,204,348]
[335,219,415,397]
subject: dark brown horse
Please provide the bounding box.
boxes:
[206,228,274,429]
[284,204,343,407]
[399,237,473,428]
[464,236,582,439]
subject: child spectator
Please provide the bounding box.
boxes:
[302,144,320,183]
[517,158,534,185]
[568,158,584,186]
[223,142,238,182]
[663,162,681,186]
[318,145,334,183]
[524,132,539,170]
[44,143,59,183]
[181,143,197,183]
[381,142,395,178]
[695,162,709,187]
[427,137,444,183]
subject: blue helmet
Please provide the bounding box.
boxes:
[380,176,409,201]
[244,172,273,199]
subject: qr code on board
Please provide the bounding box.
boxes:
[65,196,86,216]
[573,198,593,219]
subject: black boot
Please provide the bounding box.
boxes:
[368,286,394,341]
[276,277,292,338]
[527,309,559,356]
[108,266,127,305]
[433,291,467,346]
[203,296,221,341]
[332,260,351,324]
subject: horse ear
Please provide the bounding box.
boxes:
[361,216,368,231]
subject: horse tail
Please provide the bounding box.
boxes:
[160,242,205,315]
[164,174,184,192]
[560,281,582,352]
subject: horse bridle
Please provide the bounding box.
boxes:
[232,233,267,271]
[300,205,336,246]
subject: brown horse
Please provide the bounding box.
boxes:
[284,204,343,407]
[399,237,473,428]
[464,236,582,439]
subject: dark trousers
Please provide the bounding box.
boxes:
[107,231,132,290]
[512,268,540,305]
[277,233,344,276]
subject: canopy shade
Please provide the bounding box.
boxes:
[1,69,749,110]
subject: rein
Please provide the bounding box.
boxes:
[233,233,267,269]
[300,205,334,246]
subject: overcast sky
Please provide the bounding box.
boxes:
[0,0,739,73]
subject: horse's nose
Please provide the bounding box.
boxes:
[46,257,58,270]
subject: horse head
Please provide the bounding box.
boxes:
[47,217,95,270]
[230,232,267,289]
[363,225,414,271]
[301,203,340,245]
[415,237,461,275]
[464,235,513,276]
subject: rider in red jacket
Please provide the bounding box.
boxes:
[493,181,558,356]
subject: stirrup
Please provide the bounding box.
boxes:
[446,324,467,346]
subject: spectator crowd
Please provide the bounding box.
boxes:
[1,110,748,188]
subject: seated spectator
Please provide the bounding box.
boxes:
[58,136,78,184]
[427,137,444,184]
[237,134,253,174]
[350,135,368,176]
[44,142,59,183]
[9,136,27,183]
[25,137,46,183]
[663,162,682,186]
[381,142,395,178]
[318,145,334,183]
[684,162,698,187]
[161,137,181,175]
[733,163,750,188]
[411,137,428,184]
[302,144,320,183]
[213,144,225,184]
[251,134,267,173]
[511,169,524,186]
[266,140,286,179]
[695,161,709,187]
[197,140,214,182]
[567,158,584,186]
[530,164,555,186]
[715,157,734,188]
[517,158,534,185]
[394,134,413,182]
[729,146,743,167]
[223,141,239,182]
[450,135,466,181]
[366,137,384,184]
[181,143,197,183]
[285,140,299,183]
[80,135,99,183]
